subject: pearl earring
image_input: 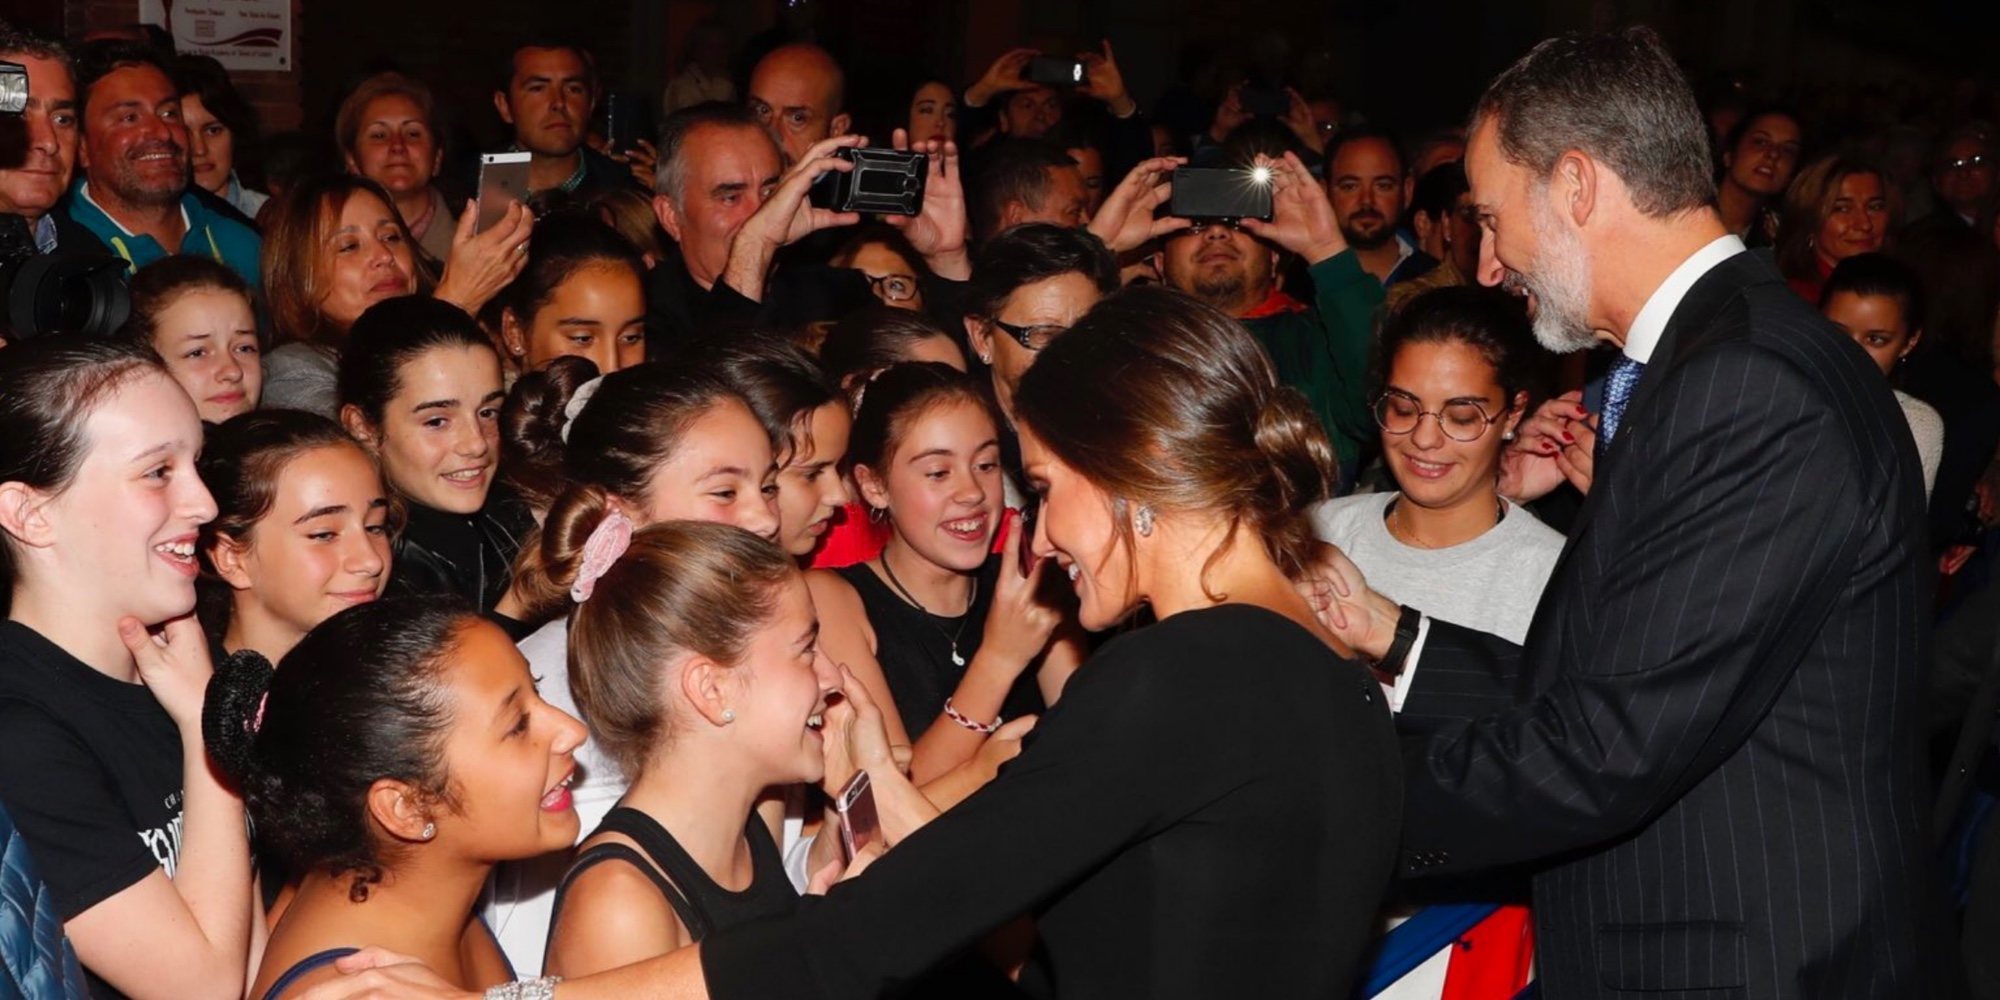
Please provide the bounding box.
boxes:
[722,709,736,724]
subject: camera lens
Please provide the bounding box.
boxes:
[0,254,133,341]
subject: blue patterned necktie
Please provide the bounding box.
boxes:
[1599,355,1646,448]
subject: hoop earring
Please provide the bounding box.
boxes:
[867,504,888,524]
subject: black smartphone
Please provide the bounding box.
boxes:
[1168,167,1275,221]
[600,91,650,154]
[1015,505,1037,578]
[835,770,880,862]
[809,147,929,216]
[1239,84,1290,118]
[1026,55,1085,87]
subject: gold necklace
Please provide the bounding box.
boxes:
[1388,496,1505,550]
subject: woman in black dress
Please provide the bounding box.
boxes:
[304,286,1403,1000]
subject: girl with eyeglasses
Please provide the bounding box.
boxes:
[1310,286,1562,644]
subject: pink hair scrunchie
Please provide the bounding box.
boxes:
[570,508,635,603]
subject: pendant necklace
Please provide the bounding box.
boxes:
[878,553,978,667]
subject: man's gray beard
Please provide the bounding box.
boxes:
[1520,199,1597,353]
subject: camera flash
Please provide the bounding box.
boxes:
[1250,166,1274,185]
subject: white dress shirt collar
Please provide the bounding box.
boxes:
[1621,234,1746,364]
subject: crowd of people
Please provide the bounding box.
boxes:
[2,12,1999,1000]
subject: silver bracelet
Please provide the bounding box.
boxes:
[486,977,561,1000]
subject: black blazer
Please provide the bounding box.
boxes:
[1395,250,1955,998]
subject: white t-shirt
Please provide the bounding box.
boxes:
[1311,493,1565,645]
[1894,390,1943,500]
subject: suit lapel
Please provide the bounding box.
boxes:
[1535,251,1776,634]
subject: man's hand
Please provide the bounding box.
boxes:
[612,137,660,192]
[966,47,1039,108]
[1239,152,1347,265]
[1085,156,1189,254]
[289,949,473,1000]
[1077,41,1136,117]
[1297,541,1403,662]
[887,129,970,280]
[720,134,865,301]
[1279,87,1326,154]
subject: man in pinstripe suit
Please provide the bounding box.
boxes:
[1325,28,1955,999]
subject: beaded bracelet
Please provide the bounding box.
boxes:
[487,977,562,1000]
[944,696,1001,734]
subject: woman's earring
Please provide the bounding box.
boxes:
[1134,504,1155,538]
[978,352,993,365]
[722,709,736,724]
[1501,430,1517,442]
[867,504,888,524]
[420,821,436,841]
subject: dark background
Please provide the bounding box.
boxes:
[10,0,2000,158]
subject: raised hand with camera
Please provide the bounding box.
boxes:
[885,128,971,280]
[720,134,865,302]
[964,47,1041,109]
[1240,152,1349,266]
[1076,40,1137,118]
[1085,155,1190,254]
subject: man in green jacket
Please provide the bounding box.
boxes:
[1155,153,1384,487]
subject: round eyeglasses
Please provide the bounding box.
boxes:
[1372,391,1500,442]
[864,272,920,303]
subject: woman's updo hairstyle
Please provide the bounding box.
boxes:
[0,338,167,614]
[501,354,601,511]
[1011,286,1336,588]
[845,361,1000,479]
[204,597,477,900]
[336,295,495,427]
[506,362,744,621]
[1375,285,1547,409]
[565,521,798,779]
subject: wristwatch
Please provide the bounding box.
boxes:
[1374,605,1423,678]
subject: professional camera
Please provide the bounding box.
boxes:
[809,147,929,216]
[0,59,131,344]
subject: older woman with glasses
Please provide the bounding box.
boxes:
[1310,285,1562,644]
[961,224,1119,428]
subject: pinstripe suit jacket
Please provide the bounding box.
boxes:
[1394,250,1954,998]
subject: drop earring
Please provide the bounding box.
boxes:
[420,821,436,841]
[1134,504,1155,538]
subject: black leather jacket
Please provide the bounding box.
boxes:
[387,485,534,614]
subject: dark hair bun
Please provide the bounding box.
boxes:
[1255,388,1338,513]
[502,355,601,511]
[203,649,276,789]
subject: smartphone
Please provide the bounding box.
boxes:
[1169,166,1275,222]
[599,91,651,155]
[808,147,929,216]
[1026,55,1085,87]
[476,151,533,233]
[1239,84,1290,118]
[834,770,880,862]
[1014,506,1038,578]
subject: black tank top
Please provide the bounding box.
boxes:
[836,554,1045,739]
[548,807,795,945]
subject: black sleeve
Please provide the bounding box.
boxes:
[0,704,161,919]
[1398,344,1867,874]
[700,633,1230,997]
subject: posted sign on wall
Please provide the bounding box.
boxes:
[138,0,292,71]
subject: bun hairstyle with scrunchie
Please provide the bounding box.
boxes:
[1010,285,1337,591]
[203,597,478,900]
[504,361,746,623]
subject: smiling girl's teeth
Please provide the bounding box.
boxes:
[155,541,195,559]
[943,517,984,532]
